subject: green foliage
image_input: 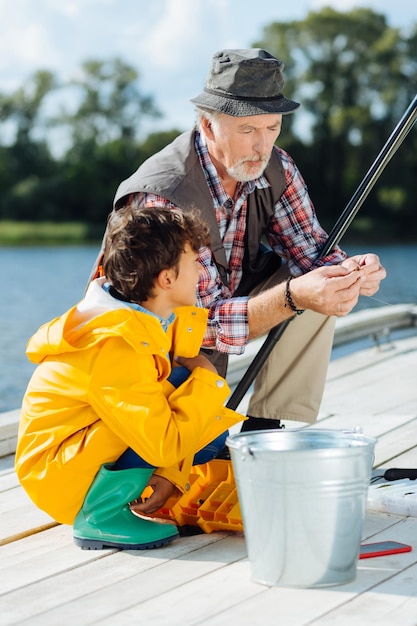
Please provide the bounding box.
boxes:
[0,220,90,245]
[254,7,417,238]
[0,57,170,226]
[0,9,416,243]
[56,57,161,145]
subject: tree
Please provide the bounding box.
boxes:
[0,16,415,240]
[0,70,56,145]
[0,58,164,223]
[57,57,161,147]
[45,57,164,225]
[0,70,57,219]
[255,7,416,239]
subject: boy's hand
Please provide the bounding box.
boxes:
[129,474,179,515]
[175,354,218,375]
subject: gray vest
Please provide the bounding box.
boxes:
[114,130,286,294]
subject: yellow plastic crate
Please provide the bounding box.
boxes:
[142,459,243,533]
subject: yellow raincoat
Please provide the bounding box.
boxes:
[15,279,243,524]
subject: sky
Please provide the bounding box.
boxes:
[0,0,415,139]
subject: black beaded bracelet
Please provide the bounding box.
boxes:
[284,276,305,315]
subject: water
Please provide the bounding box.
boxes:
[1,246,98,413]
[1,243,416,413]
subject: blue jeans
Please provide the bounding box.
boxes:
[114,431,228,470]
[113,365,228,470]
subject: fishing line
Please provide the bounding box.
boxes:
[366,295,393,306]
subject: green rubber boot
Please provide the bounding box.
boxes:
[73,463,179,550]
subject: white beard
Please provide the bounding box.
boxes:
[227,156,270,182]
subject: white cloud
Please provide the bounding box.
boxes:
[17,23,54,66]
[140,0,203,69]
[60,2,81,18]
[0,0,414,136]
[0,2,56,86]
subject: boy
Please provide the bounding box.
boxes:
[15,204,243,550]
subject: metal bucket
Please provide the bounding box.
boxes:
[226,428,376,588]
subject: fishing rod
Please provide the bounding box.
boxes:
[226,94,417,412]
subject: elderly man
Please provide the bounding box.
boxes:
[97,48,386,432]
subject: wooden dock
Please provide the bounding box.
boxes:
[1,305,417,625]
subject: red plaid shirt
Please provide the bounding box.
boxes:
[128,131,347,354]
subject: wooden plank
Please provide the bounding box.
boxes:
[1,511,408,626]
[308,538,417,626]
[0,453,15,470]
[313,566,417,626]
[196,566,413,626]
[381,447,417,468]
[325,351,417,410]
[94,517,417,626]
[312,413,415,439]
[0,409,19,458]
[325,334,417,383]
[320,346,417,417]
[325,344,401,383]
[0,466,20,492]
[311,414,417,471]
[0,532,242,626]
[0,525,116,597]
[374,422,417,467]
[362,510,409,540]
[0,482,58,545]
[0,522,226,591]
[187,517,417,626]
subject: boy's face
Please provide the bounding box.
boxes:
[170,243,202,307]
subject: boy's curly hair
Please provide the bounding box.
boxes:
[103,204,210,303]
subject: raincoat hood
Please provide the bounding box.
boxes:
[26,278,203,364]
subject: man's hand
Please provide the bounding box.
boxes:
[129,474,179,515]
[291,265,362,317]
[341,253,386,297]
[247,252,386,338]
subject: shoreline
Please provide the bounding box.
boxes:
[1,221,417,248]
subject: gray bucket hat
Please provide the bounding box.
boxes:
[191,48,300,116]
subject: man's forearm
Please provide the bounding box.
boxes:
[247,282,295,339]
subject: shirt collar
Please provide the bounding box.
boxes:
[103,282,175,332]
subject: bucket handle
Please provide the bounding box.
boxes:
[239,444,255,462]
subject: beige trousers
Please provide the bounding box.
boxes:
[246,310,335,424]
[246,264,335,424]
[202,264,336,425]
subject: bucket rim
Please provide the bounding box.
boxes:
[226,427,377,451]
